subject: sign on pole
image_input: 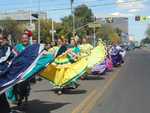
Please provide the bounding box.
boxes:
[135,16,150,23]
[26,23,35,31]
[49,30,56,42]
[88,22,101,28]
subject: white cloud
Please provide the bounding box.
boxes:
[76,0,98,6]
[128,9,140,12]
[111,12,121,16]
[95,12,133,18]
[82,0,98,3]
[110,12,133,17]
[84,0,97,1]
[116,0,144,10]
[116,0,125,3]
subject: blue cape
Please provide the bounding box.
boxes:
[0,44,54,94]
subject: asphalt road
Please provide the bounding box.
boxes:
[91,49,150,113]
[11,63,110,113]
[11,49,150,113]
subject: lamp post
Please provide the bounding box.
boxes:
[50,19,56,42]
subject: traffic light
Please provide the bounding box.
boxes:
[135,16,140,21]
[141,16,147,21]
[135,16,150,22]
[32,13,39,18]
[105,17,113,23]
[71,0,74,3]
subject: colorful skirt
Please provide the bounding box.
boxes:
[105,58,113,71]
[91,60,106,74]
[0,44,54,94]
[40,57,88,88]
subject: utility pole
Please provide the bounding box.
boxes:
[70,0,75,36]
[38,0,41,43]
[51,19,54,42]
[49,19,56,42]
[29,0,32,25]
[29,0,33,44]
[93,16,96,47]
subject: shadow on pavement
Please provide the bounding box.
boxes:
[63,89,87,95]
[33,89,51,93]
[85,76,105,80]
[33,88,87,95]
[12,99,70,113]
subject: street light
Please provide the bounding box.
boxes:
[49,19,56,42]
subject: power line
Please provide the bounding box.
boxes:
[0,0,106,7]
[0,0,144,12]
[36,0,144,12]
[89,0,143,8]
[40,0,144,12]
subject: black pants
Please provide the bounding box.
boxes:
[14,80,31,105]
[0,93,11,113]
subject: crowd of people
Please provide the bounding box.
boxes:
[0,30,126,113]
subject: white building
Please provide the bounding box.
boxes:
[0,10,47,21]
[97,16,129,44]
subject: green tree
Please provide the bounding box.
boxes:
[146,26,150,38]
[110,32,121,44]
[75,4,93,28]
[58,4,94,39]
[0,18,25,43]
[115,28,122,37]
[96,24,112,41]
[141,37,150,44]
[34,19,53,44]
[96,24,121,44]
[75,4,94,38]
[141,26,150,45]
[60,16,73,37]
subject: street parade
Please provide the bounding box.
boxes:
[0,0,150,113]
[0,30,126,113]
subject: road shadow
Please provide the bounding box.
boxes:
[63,89,87,95]
[84,75,105,80]
[33,89,51,93]
[11,100,70,113]
[50,88,87,95]
[34,88,87,95]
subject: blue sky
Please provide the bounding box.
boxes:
[0,0,150,41]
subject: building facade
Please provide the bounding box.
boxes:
[97,17,129,45]
[0,10,47,21]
